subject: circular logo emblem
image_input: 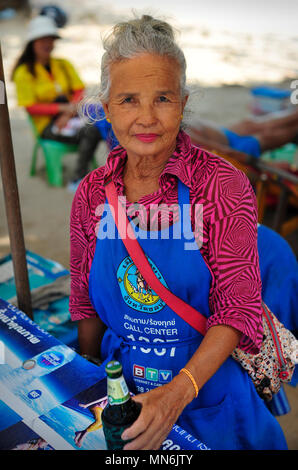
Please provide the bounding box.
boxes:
[117,256,166,313]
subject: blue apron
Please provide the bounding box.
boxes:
[89,180,287,450]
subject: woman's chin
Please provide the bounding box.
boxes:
[125,137,176,159]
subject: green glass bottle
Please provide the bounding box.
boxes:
[102,360,142,450]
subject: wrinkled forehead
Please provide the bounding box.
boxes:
[108,53,182,95]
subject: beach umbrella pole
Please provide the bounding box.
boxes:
[0,42,33,319]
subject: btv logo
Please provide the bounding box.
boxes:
[159,369,172,382]
[133,364,172,383]
[146,367,158,381]
[133,364,145,378]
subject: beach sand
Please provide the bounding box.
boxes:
[0,3,297,450]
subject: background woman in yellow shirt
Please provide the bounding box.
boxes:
[12,15,103,187]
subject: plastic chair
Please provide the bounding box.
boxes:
[28,115,97,187]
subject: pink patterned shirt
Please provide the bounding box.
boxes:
[70,130,263,353]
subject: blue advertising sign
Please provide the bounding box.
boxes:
[0,299,210,450]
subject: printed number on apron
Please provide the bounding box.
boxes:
[126,334,178,357]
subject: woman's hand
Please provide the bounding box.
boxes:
[54,113,69,130]
[121,325,242,450]
[54,103,78,130]
[121,374,195,450]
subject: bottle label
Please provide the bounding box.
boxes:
[107,376,130,405]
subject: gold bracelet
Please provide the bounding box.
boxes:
[179,368,199,398]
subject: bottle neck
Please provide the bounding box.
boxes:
[107,374,130,406]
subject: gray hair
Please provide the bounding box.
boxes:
[99,15,189,103]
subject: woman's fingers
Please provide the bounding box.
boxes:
[122,408,170,450]
[121,388,181,450]
[121,396,152,441]
[123,420,173,450]
[54,114,69,129]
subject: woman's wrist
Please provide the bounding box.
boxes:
[168,370,198,408]
[58,103,77,115]
[57,103,69,113]
[179,368,199,398]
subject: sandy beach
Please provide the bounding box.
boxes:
[0,1,297,449]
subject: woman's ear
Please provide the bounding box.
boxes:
[182,95,189,112]
[102,102,110,120]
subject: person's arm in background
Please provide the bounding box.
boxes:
[26,101,78,131]
[26,102,77,115]
[77,317,106,358]
[26,89,83,129]
[26,87,84,117]
[189,130,256,166]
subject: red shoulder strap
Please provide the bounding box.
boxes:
[105,181,207,336]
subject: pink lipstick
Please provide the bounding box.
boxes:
[135,134,158,143]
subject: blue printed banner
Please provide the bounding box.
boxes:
[0,299,210,450]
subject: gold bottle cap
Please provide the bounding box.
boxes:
[22,359,36,370]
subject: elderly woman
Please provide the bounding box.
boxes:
[70,16,287,450]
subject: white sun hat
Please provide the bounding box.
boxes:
[26,15,61,43]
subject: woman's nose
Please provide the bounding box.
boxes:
[136,103,157,127]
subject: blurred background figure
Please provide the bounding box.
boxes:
[188,108,298,162]
[11,12,104,189]
[0,0,30,19]
[39,3,68,28]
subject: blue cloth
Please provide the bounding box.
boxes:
[88,180,287,450]
[266,386,291,416]
[257,224,298,332]
[221,127,261,158]
[251,87,291,99]
[94,118,119,150]
[83,104,119,150]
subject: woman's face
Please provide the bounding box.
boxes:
[103,53,188,161]
[33,36,55,63]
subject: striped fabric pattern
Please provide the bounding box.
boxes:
[70,130,263,353]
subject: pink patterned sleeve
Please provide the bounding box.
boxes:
[205,167,263,354]
[69,179,98,321]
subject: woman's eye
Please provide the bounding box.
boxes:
[158,96,169,102]
[122,97,133,104]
